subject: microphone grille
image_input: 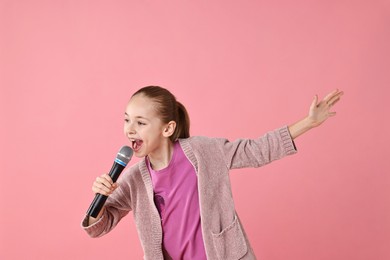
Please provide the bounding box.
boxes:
[116,146,133,166]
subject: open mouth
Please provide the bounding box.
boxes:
[131,139,143,152]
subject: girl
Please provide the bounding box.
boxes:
[82,86,343,260]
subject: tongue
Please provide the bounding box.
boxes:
[134,140,143,150]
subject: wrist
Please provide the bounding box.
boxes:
[288,116,316,140]
[304,116,317,129]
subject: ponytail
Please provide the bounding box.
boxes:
[171,101,190,141]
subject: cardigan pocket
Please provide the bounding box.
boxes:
[211,215,248,260]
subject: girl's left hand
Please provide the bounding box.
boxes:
[308,89,344,127]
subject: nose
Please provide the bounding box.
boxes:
[125,122,136,136]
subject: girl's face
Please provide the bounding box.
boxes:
[124,94,172,158]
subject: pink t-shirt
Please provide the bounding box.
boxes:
[146,141,207,260]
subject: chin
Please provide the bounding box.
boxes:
[134,154,145,158]
[133,150,147,158]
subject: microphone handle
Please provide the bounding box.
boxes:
[108,162,125,183]
[87,193,108,218]
[86,162,126,218]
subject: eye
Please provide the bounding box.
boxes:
[138,121,146,126]
[124,119,129,123]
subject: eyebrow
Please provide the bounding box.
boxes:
[124,113,149,120]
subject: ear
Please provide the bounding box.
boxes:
[162,121,176,138]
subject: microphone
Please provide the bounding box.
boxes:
[86,146,133,218]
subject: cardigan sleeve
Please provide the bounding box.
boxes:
[216,125,297,170]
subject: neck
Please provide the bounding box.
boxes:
[148,140,174,171]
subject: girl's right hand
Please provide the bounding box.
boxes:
[92,173,118,196]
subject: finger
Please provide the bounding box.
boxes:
[327,92,343,106]
[110,183,119,193]
[327,97,340,108]
[92,182,111,195]
[328,111,337,117]
[92,175,115,195]
[92,182,112,195]
[97,175,113,189]
[310,95,318,109]
[323,89,340,103]
[101,174,114,185]
[93,181,115,195]
[103,175,118,192]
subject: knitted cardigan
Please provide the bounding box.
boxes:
[82,126,297,259]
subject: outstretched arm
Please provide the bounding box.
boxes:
[288,89,344,140]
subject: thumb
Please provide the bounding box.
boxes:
[310,95,318,110]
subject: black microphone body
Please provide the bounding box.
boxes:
[86,146,133,218]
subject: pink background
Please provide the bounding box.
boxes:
[1,0,389,259]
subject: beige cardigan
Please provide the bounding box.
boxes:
[82,126,297,259]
